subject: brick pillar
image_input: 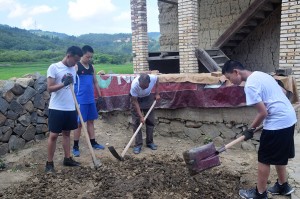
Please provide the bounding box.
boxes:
[178,0,199,73]
[280,0,300,91]
[131,0,149,73]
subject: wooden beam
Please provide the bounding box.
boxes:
[158,0,178,5]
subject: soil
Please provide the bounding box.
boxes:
[0,117,290,199]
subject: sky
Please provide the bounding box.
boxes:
[0,0,160,36]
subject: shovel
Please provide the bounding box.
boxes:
[108,100,157,161]
[183,103,300,175]
[183,126,263,176]
[70,84,102,169]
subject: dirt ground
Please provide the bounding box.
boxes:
[0,116,291,199]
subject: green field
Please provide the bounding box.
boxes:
[0,62,133,80]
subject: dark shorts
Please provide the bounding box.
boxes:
[48,109,78,133]
[258,125,295,165]
[77,103,98,123]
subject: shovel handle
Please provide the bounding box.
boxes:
[120,100,157,157]
[225,103,300,150]
[70,84,101,167]
[224,125,263,150]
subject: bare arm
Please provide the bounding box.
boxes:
[250,101,268,129]
[154,77,160,100]
[47,77,64,93]
[131,96,145,123]
[92,65,101,97]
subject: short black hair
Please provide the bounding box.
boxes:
[66,46,83,57]
[82,45,94,54]
[138,73,150,84]
[222,60,245,74]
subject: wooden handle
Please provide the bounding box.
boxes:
[225,103,300,150]
[225,125,263,150]
[70,84,100,166]
[120,100,157,157]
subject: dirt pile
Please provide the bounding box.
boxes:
[0,155,241,199]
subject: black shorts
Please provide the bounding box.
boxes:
[258,125,295,165]
[48,109,78,133]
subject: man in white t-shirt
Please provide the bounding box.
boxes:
[45,46,83,173]
[222,60,296,199]
[130,73,160,154]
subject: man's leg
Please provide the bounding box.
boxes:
[72,124,82,157]
[62,130,80,166]
[257,162,270,193]
[132,109,143,147]
[275,165,287,184]
[62,130,71,158]
[145,109,155,145]
[87,120,95,139]
[87,120,105,149]
[47,132,59,162]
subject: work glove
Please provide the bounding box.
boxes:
[62,73,73,86]
[242,127,256,141]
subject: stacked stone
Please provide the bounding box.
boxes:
[0,75,49,156]
[131,0,149,73]
[280,0,300,95]
[178,0,199,73]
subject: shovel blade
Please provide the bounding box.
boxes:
[108,146,124,161]
[183,142,221,175]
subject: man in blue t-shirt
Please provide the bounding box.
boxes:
[72,45,105,157]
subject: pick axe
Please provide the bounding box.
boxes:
[108,100,157,161]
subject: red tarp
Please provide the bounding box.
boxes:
[96,74,246,112]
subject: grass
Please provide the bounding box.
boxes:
[0,62,133,80]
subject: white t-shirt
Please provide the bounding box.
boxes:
[130,75,158,98]
[245,71,296,130]
[47,61,76,111]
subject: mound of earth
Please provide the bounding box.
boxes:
[1,155,241,199]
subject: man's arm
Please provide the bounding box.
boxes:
[47,77,64,93]
[250,101,268,129]
[131,96,145,124]
[154,76,160,100]
[92,66,101,97]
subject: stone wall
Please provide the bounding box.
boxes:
[230,7,281,72]
[0,75,49,156]
[102,107,285,153]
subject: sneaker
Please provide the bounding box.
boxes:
[239,187,268,199]
[133,146,142,154]
[63,157,81,167]
[268,179,294,195]
[92,143,105,150]
[72,146,80,157]
[45,161,55,173]
[146,143,157,150]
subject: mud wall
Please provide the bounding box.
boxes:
[158,0,179,52]
[230,8,281,72]
[198,0,254,49]
[0,75,49,156]
[158,0,254,51]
